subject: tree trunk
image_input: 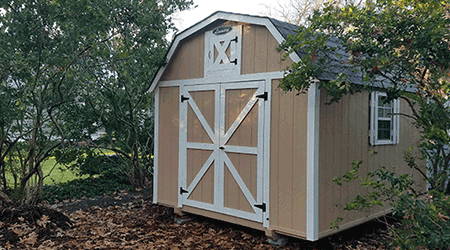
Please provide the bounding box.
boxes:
[0,159,7,192]
[0,190,13,209]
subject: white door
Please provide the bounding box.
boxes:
[179,81,267,223]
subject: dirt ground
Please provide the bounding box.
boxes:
[0,190,389,249]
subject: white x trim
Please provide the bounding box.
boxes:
[223,93,258,144]
[223,153,259,214]
[214,40,231,64]
[179,80,266,223]
[185,152,215,195]
[185,92,216,143]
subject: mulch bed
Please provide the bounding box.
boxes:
[0,191,390,249]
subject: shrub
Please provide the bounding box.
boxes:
[42,176,132,203]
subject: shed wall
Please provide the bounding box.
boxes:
[157,86,180,206]
[161,33,205,81]
[318,90,424,237]
[241,25,292,74]
[156,22,305,238]
[160,23,292,82]
[269,79,308,237]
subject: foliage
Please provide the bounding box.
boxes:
[280,0,449,248]
[0,0,193,204]
[261,0,364,26]
[42,176,132,203]
[54,148,127,182]
[334,165,450,249]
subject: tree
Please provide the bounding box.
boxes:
[280,0,449,247]
[0,0,192,204]
[260,0,364,25]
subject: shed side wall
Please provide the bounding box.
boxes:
[269,79,308,237]
[318,90,424,237]
[157,86,180,206]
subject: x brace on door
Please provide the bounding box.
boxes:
[178,81,267,223]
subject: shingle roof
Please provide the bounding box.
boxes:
[268,14,415,91]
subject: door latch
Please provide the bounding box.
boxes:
[219,146,225,150]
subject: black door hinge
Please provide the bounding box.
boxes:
[179,187,189,195]
[230,58,238,65]
[181,95,189,102]
[256,92,268,101]
[230,36,238,43]
[254,203,266,212]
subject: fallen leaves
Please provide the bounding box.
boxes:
[1,191,390,249]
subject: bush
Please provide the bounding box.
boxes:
[54,148,129,183]
[77,154,126,180]
[42,176,132,203]
[334,165,450,249]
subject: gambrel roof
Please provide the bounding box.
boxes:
[149,11,301,92]
[150,11,413,93]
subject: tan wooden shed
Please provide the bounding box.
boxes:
[149,11,422,241]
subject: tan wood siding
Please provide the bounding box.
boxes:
[161,33,204,81]
[160,23,292,82]
[157,86,180,206]
[269,79,308,236]
[318,90,424,235]
[241,25,292,74]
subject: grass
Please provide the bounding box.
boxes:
[5,152,134,203]
[42,158,88,185]
[6,158,87,187]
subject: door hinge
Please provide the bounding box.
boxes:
[179,187,189,195]
[230,58,238,65]
[256,92,268,101]
[181,95,189,102]
[254,203,266,212]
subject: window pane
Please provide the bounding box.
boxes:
[377,96,393,118]
[378,120,392,140]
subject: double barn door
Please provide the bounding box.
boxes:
[179,81,267,223]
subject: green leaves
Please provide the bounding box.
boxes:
[283,1,449,247]
[0,0,193,202]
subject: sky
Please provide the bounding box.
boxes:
[172,0,287,33]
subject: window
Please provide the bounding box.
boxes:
[370,91,400,145]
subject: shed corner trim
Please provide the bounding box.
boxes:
[306,81,320,241]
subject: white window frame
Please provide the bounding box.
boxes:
[370,91,400,145]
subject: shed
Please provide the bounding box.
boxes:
[149,11,423,241]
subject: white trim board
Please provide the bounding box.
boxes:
[306,82,320,241]
[148,11,299,93]
[152,88,160,204]
[158,71,285,88]
[262,78,272,228]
